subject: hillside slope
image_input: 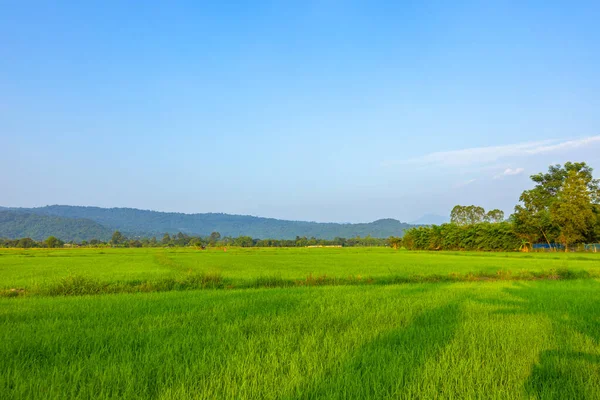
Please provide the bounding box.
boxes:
[5,205,412,239]
[0,211,112,241]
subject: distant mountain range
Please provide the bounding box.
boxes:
[0,210,112,242]
[410,214,449,225]
[0,205,416,241]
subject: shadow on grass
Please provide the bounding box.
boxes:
[294,298,462,399]
[488,281,600,399]
[525,350,600,399]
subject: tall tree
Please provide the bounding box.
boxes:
[550,170,595,250]
[513,188,556,246]
[209,231,221,245]
[513,162,599,248]
[110,231,126,246]
[45,236,60,248]
[531,162,599,201]
[450,205,468,225]
[466,206,486,224]
[451,205,486,225]
[485,209,505,223]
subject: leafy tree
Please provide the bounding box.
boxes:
[17,237,36,248]
[485,209,504,223]
[209,232,221,245]
[591,206,600,243]
[450,205,468,225]
[128,239,143,248]
[45,236,60,248]
[161,233,171,245]
[513,188,555,246]
[466,206,486,224]
[388,236,402,249]
[550,170,595,250]
[531,162,600,201]
[295,236,308,247]
[513,162,599,247]
[110,231,126,246]
[451,205,486,225]
[191,239,204,247]
[173,232,189,246]
[234,236,253,247]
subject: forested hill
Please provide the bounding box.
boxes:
[0,211,112,242]
[1,205,413,240]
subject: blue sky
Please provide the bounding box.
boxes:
[1,1,599,222]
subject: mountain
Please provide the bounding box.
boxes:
[1,205,414,240]
[410,214,449,226]
[0,210,112,241]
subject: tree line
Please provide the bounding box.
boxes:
[0,231,392,249]
[402,162,600,251]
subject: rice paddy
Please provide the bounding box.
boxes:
[1,248,599,399]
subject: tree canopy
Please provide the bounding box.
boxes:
[404,161,600,252]
[513,162,600,249]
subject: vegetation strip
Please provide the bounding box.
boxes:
[3,268,598,298]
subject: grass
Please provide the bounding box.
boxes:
[1,248,600,399]
[1,247,600,296]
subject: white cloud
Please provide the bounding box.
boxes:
[383,135,600,167]
[503,167,525,176]
[525,136,600,154]
[494,167,525,179]
[453,178,477,188]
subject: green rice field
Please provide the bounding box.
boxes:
[1,248,600,399]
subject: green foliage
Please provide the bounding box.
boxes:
[414,163,600,252]
[388,236,402,249]
[16,237,36,248]
[402,222,521,251]
[234,236,254,247]
[0,233,394,249]
[530,162,600,201]
[450,205,486,225]
[209,231,221,245]
[110,230,126,246]
[551,170,596,249]
[485,209,505,223]
[513,162,600,247]
[44,236,62,248]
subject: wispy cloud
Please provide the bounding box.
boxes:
[453,178,477,188]
[503,167,525,176]
[494,167,525,179]
[382,135,600,167]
